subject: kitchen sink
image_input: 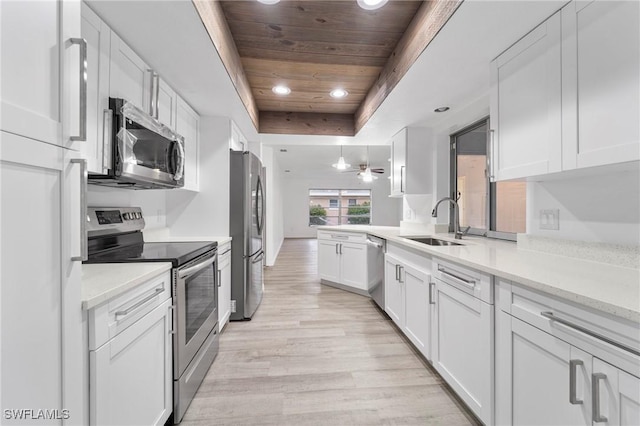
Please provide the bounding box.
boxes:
[405,237,463,246]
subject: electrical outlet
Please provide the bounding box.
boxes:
[230,300,236,313]
[539,209,560,230]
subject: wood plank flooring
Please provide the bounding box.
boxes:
[181,239,479,425]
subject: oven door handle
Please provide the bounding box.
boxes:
[178,255,216,279]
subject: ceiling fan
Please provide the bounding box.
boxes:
[343,163,385,176]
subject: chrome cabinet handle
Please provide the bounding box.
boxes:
[69,38,87,141]
[569,359,583,405]
[339,243,343,255]
[71,159,87,261]
[395,264,400,281]
[102,109,113,174]
[115,287,164,319]
[153,72,160,119]
[168,305,176,335]
[336,243,339,255]
[429,282,435,305]
[437,265,475,289]
[331,234,349,240]
[488,129,496,181]
[217,269,222,287]
[541,311,640,357]
[398,266,404,283]
[400,165,405,193]
[592,373,608,423]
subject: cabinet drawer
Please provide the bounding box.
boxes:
[317,230,366,244]
[433,259,493,304]
[218,243,231,270]
[89,271,171,350]
[501,282,640,377]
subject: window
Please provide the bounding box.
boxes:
[451,118,526,240]
[309,189,371,226]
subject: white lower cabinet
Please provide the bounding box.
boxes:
[88,272,173,426]
[432,260,494,425]
[496,281,640,426]
[218,242,232,331]
[384,252,432,359]
[317,231,367,292]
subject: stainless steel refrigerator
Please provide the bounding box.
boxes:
[229,150,265,320]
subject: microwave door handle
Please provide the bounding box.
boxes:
[173,139,185,181]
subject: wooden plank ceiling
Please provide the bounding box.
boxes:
[194,0,461,136]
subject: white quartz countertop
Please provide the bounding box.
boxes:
[318,225,640,323]
[82,263,172,310]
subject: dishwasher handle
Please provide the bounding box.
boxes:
[366,238,384,249]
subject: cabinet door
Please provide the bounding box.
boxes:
[81,3,111,174]
[340,242,367,290]
[390,128,407,197]
[110,32,151,113]
[384,254,404,327]
[432,279,493,424]
[218,245,232,331]
[1,134,69,425]
[489,12,562,181]
[90,299,172,426]
[318,240,340,283]
[498,314,591,426]
[157,78,177,130]
[0,0,81,148]
[176,96,200,191]
[593,358,640,426]
[403,264,431,360]
[561,1,640,169]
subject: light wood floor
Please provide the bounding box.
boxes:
[181,239,479,425]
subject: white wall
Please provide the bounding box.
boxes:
[165,116,231,237]
[87,186,167,229]
[262,146,285,266]
[527,165,640,246]
[283,174,401,238]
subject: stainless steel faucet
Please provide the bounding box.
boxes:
[431,197,469,240]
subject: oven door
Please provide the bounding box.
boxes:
[174,250,218,377]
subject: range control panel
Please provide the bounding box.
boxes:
[87,207,145,237]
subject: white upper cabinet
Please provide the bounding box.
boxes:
[156,77,177,131]
[81,3,111,174]
[389,127,433,197]
[175,96,200,191]
[489,11,562,181]
[561,0,640,169]
[109,32,152,113]
[1,0,84,148]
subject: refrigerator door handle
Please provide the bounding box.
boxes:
[251,250,265,264]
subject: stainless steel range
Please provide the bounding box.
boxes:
[84,207,218,423]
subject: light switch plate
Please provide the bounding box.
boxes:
[539,209,560,230]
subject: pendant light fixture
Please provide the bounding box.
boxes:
[360,146,377,182]
[332,145,351,170]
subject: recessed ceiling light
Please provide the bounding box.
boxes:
[330,89,349,99]
[257,0,280,4]
[357,0,388,10]
[284,169,291,173]
[434,106,450,113]
[272,85,291,95]
[279,149,288,152]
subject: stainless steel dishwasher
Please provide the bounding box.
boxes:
[366,235,386,309]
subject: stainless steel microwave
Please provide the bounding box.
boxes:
[88,98,185,189]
